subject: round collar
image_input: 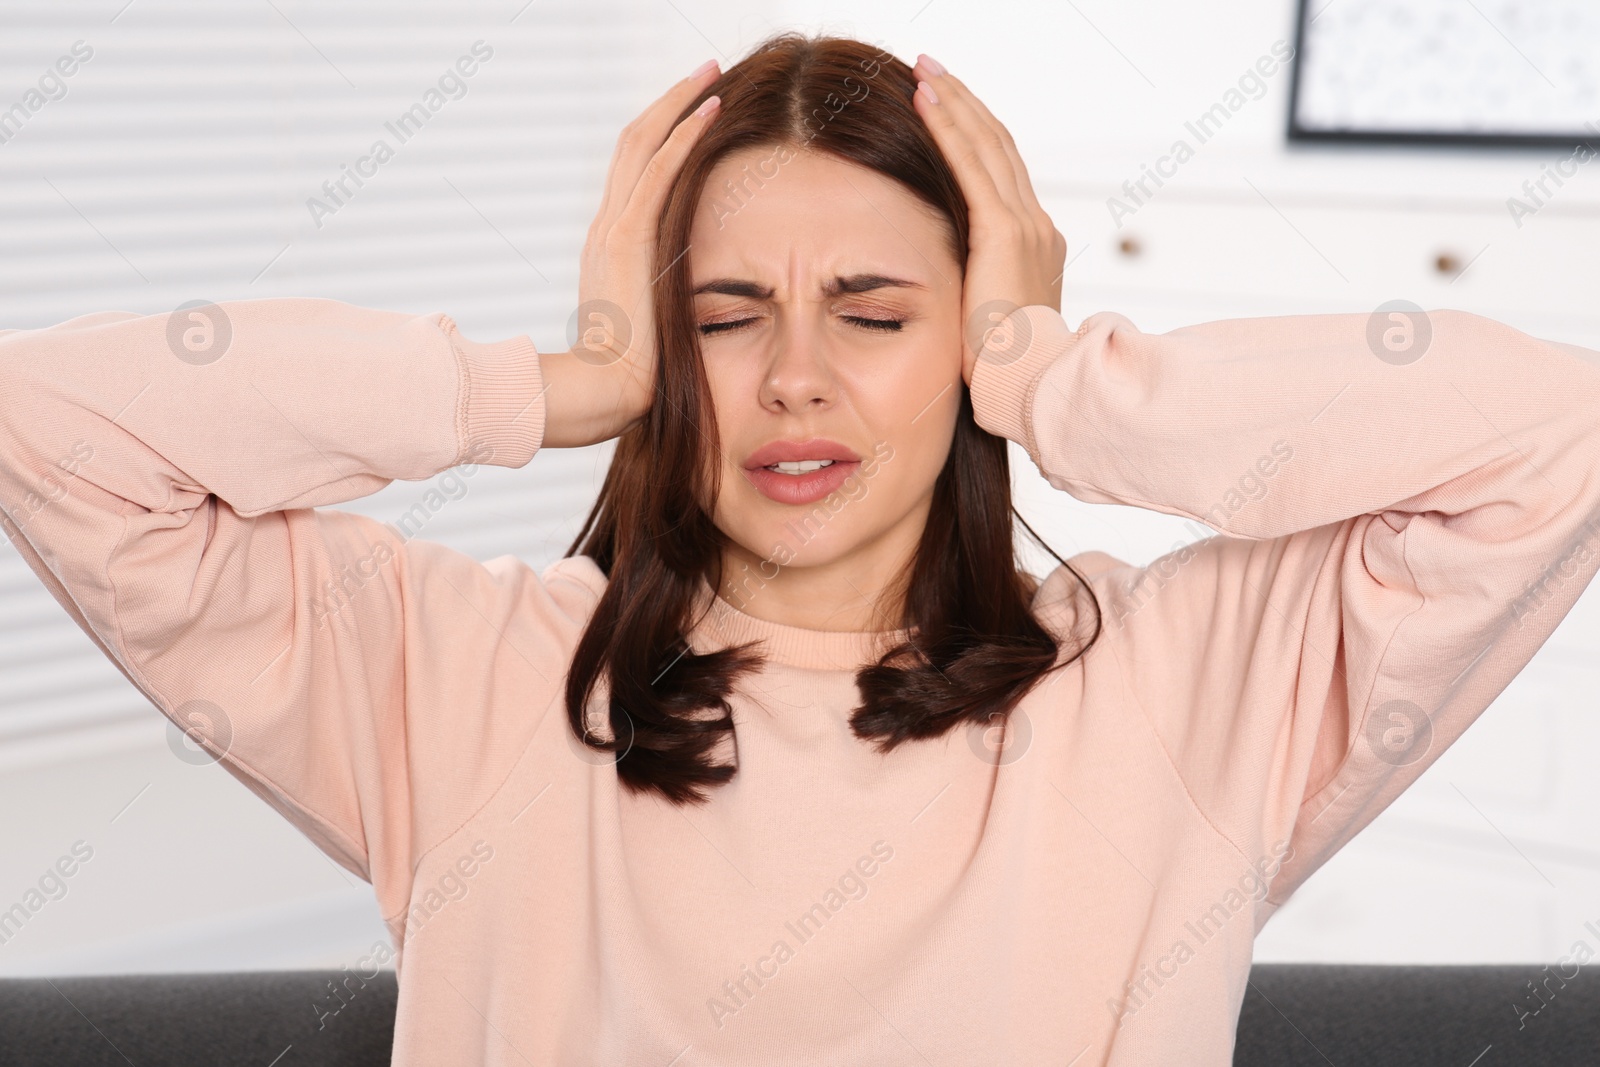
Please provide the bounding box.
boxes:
[685,575,912,672]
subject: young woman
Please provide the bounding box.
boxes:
[2,30,1598,1066]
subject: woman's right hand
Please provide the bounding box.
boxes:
[538,60,723,449]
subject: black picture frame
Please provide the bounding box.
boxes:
[1285,0,1598,150]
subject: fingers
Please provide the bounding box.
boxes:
[912,68,1022,222]
[936,72,1050,225]
[912,76,1013,229]
[913,57,1066,306]
[615,92,721,240]
[596,61,721,228]
[913,59,1051,231]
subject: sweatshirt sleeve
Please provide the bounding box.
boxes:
[0,298,587,911]
[968,304,1600,918]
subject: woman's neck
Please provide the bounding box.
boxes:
[715,533,915,633]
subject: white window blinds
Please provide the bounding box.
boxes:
[0,0,690,769]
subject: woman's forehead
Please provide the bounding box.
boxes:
[697,146,941,227]
[689,160,956,289]
[690,269,933,301]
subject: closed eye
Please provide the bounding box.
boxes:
[697,318,754,336]
[698,315,905,336]
[845,316,904,332]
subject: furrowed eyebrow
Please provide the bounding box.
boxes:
[690,273,927,298]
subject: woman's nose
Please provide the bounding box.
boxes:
[759,310,838,412]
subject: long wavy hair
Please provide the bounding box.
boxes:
[564,31,1102,804]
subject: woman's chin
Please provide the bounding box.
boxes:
[718,520,861,575]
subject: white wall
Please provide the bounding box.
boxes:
[0,0,696,976]
[1,0,1597,976]
[806,0,1600,967]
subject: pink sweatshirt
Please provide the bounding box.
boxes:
[2,298,1598,1065]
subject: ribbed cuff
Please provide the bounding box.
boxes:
[446,324,546,469]
[967,305,1080,458]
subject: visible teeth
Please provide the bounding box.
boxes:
[767,459,835,474]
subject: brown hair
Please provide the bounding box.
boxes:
[564,30,1102,804]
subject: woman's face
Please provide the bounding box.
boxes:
[688,143,965,599]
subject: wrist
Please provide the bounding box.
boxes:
[967,305,1073,452]
[447,329,545,467]
[538,347,649,448]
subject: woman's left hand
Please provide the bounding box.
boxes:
[911,54,1067,386]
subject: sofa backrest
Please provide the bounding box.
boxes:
[1234,962,1597,1065]
[0,964,1594,1064]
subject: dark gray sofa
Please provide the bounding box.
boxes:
[0,964,1594,1065]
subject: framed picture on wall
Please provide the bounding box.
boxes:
[1287,0,1600,147]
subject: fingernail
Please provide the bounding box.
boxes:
[918,80,939,105]
[694,94,720,117]
[690,58,719,79]
[918,54,947,77]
